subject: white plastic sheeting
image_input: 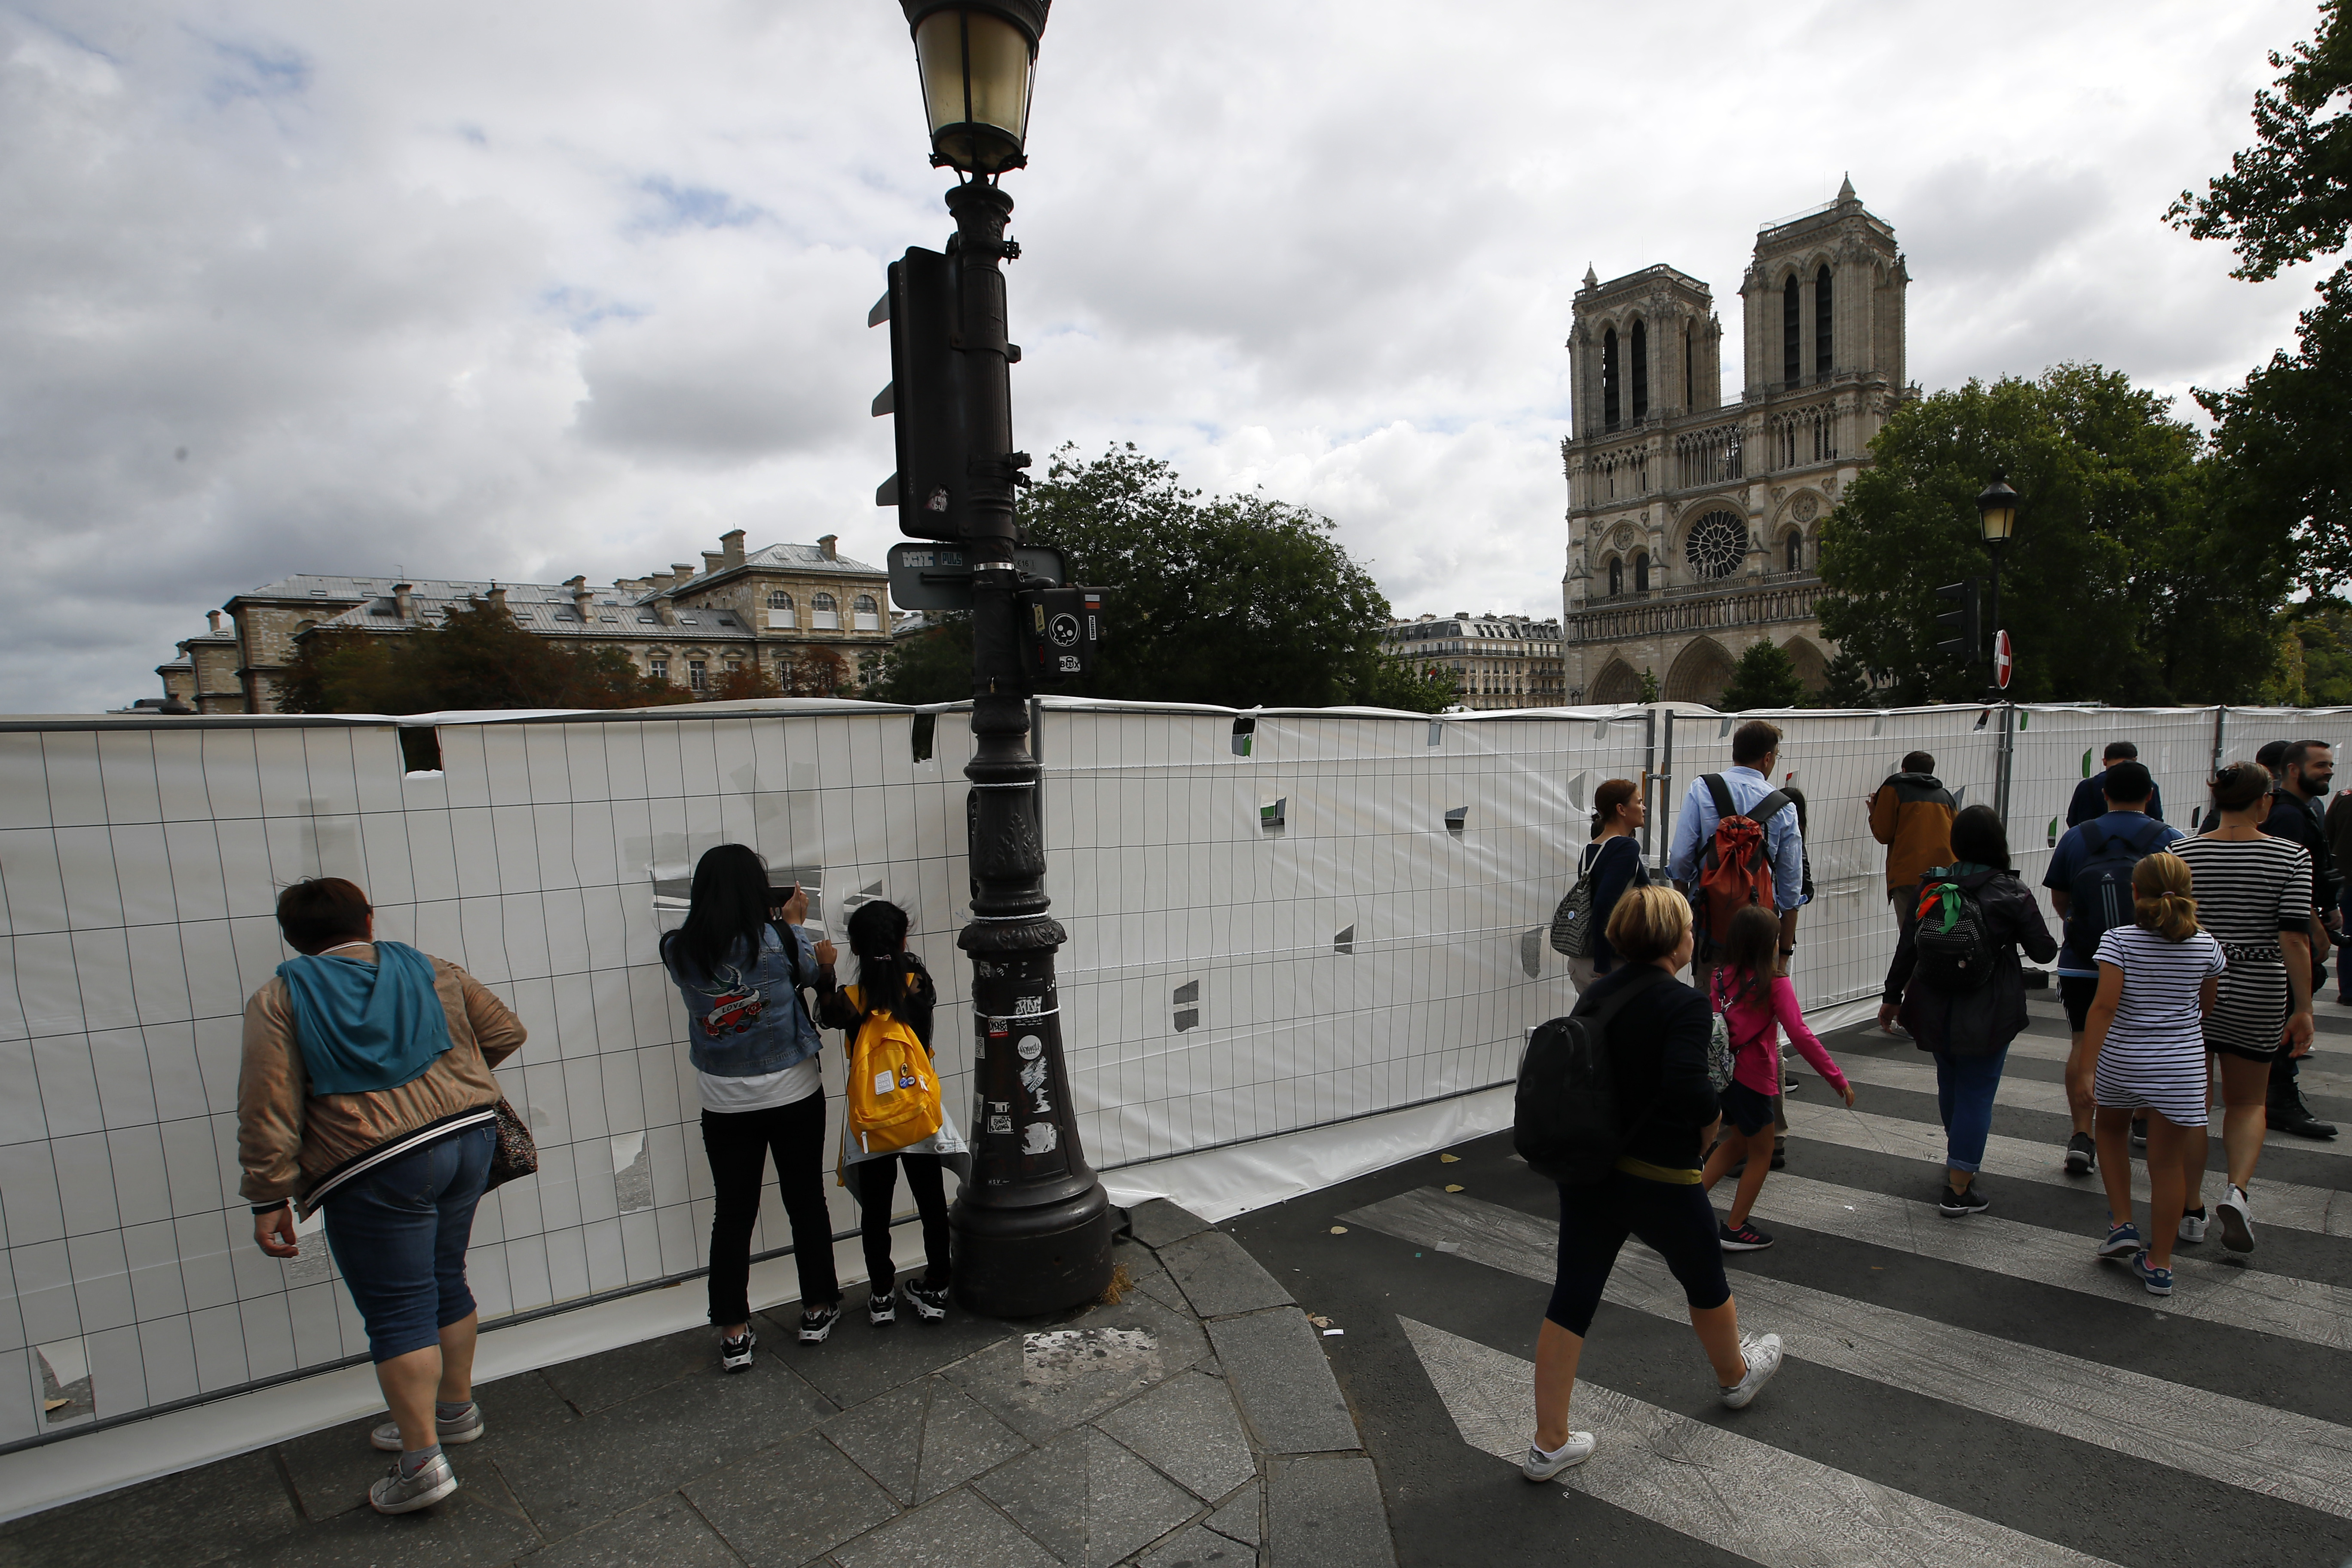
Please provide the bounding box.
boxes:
[4,697,2350,1455]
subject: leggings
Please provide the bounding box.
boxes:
[701,1093,840,1324]
[855,1152,951,1295]
[1545,1170,1731,1335]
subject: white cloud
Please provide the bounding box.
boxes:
[0,0,2331,710]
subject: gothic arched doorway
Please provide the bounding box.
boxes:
[1662,637,1736,707]
[1589,659,1642,705]
[1782,637,1829,693]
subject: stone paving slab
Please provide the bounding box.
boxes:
[1093,1369,1256,1502]
[221,1464,541,1568]
[1207,1479,1262,1544]
[1265,1453,1397,1568]
[681,1429,899,1564]
[537,1322,721,1415]
[761,1301,1016,1410]
[1204,1308,1361,1455]
[277,1365,579,1520]
[501,1494,738,1568]
[1138,1523,1256,1568]
[1127,1199,1215,1250]
[0,1450,299,1568]
[941,1290,1211,1446]
[974,1427,1201,1568]
[830,1485,1060,1568]
[1158,1230,1297,1320]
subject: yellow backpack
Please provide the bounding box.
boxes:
[842,984,944,1155]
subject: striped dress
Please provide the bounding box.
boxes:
[2089,925,2227,1127]
[2170,834,2311,1060]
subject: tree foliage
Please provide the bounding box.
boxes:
[869,614,973,706]
[1817,366,2285,706]
[278,599,690,714]
[1718,640,1808,712]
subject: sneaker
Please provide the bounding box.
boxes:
[2064,1132,2097,1175]
[370,1402,483,1452]
[1521,1432,1596,1480]
[867,1291,897,1327]
[2177,1207,2208,1244]
[2130,1118,2148,1148]
[2215,1184,2256,1253]
[2096,1221,2142,1259]
[1938,1181,1988,1217]
[1769,1146,1786,1172]
[1718,1219,1775,1252]
[798,1302,840,1344]
[2129,1249,2174,1297]
[368,1452,458,1515]
[720,1329,756,1373]
[1783,1073,1800,1091]
[904,1278,949,1322]
[1718,1333,1784,1409]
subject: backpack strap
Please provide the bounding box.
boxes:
[2126,818,2166,854]
[1746,789,1793,830]
[2079,821,2108,855]
[1703,772,1736,820]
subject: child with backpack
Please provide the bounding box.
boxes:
[1878,806,2058,1216]
[2067,852,2226,1296]
[1700,905,1854,1250]
[818,900,965,1325]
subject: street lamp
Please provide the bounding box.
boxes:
[892,0,1114,1319]
[1975,471,2017,697]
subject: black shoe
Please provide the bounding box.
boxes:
[904,1278,949,1321]
[2272,1097,2340,1139]
[2130,1118,2148,1148]
[867,1291,897,1326]
[798,1303,840,1344]
[2064,1132,2096,1175]
[1770,1144,1786,1171]
[1939,1181,1988,1217]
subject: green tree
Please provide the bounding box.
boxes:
[1817,366,2282,705]
[1718,639,1807,711]
[868,614,972,705]
[277,599,684,713]
[2169,3,2352,592]
[1019,444,1448,712]
[1636,668,1660,704]
[1816,648,1878,709]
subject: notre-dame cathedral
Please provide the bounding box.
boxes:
[1560,180,1912,706]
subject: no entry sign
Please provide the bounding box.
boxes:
[1994,629,2013,690]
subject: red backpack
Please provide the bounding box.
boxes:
[1696,773,1792,947]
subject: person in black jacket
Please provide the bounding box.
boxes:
[2257,740,2340,1139]
[1878,806,2058,1216]
[1524,886,1785,1483]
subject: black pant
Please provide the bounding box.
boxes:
[854,1153,951,1295]
[1546,1170,1730,1336]
[701,1094,840,1325]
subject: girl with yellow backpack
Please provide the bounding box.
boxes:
[819,900,967,1326]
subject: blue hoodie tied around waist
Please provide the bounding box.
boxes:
[277,940,453,1096]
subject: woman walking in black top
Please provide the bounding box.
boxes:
[1567,778,1648,993]
[1525,886,1785,1481]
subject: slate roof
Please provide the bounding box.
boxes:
[311,591,762,642]
[637,542,885,606]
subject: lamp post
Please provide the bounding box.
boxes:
[894,0,1113,1318]
[1975,471,2018,695]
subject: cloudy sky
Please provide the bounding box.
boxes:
[2,0,2330,712]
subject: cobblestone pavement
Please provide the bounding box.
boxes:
[0,1206,1393,1568]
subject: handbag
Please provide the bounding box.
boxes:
[485,1096,538,1190]
[1702,971,1748,1094]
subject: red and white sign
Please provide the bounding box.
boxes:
[1994,629,2013,689]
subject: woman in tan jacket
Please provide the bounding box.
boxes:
[238,878,525,1515]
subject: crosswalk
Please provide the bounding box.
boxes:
[1349,991,2352,1567]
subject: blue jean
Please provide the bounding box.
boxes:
[322,1122,495,1362]
[1932,1048,2008,1174]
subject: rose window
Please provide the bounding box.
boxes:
[1685,509,1747,579]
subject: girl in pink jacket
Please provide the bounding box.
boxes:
[1700,905,1856,1250]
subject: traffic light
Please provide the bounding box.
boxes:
[1933,579,1981,660]
[870,247,968,541]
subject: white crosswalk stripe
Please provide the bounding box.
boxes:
[2002,1024,2352,1100]
[1355,1187,2352,1521]
[1398,1316,2122,1568]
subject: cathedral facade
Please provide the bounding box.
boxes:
[1560,181,1911,706]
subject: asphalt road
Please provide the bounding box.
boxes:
[1225,991,2352,1568]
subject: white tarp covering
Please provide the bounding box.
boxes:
[4,697,2349,1454]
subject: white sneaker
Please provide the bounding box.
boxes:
[2216,1184,2256,1253]
[370,1402,483,1452]
[369,1452,458,1514]
[2177,1207,2208,1244]
[1719,1333,1784,1410]
[1521,1432,1596,1479]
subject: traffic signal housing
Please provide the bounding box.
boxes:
[1019,587,1105,683]
[1934,579,1981,661]
[870,247,968,541]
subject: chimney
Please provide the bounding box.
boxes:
[701,551,725,577]
[393,583,413,620]
[818,534,838,561]
[206,609,224,635]
[721,528,746,566]
[647,570,675,594]
[672,563,698,588]
[655,595,678,627]
[567,575,591,619]
[487,584,508,612]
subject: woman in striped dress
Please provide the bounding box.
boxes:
[2068,851,2225,1296]
[2171,763,2315,1253]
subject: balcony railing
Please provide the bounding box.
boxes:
[1567,575,1825,644]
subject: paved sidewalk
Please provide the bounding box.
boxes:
[0,1204,1393,1568]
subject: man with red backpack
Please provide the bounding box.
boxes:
[1668,719,1809,983]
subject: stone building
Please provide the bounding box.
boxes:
[1380,612,1566,709]
[156,532,894,714]
[1560,179,1911,706]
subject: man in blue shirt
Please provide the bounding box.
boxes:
[1669,718,1808,972]
[2042,760,2181,1175]
[2066,741,2166,830]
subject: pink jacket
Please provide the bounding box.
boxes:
[1711,970,1848,1098]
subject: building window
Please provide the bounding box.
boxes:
[1633,551,1650,593]
[853,594,880,632]
[813,592,839,630]
[766,591,795,629]
[650,658,669,683]
[1815,265,1833,377]
[1686,509,1746,580]
[1785,531,1803,573]
[1783,274,1801,386]
[1607,557,1623,597]
[688,659,707,691]
[1602,326,1620,430]
[1629,318,1648,423]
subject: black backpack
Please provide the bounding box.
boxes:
[1912,876,1995,992]
[1513,967,1669,1185]
[2066,818,2167,957]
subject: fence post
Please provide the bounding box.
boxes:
[2211,705,2227,776]
[1642,706,1658,861]
[1995,702,2016,824]
[1657,706,1677,873]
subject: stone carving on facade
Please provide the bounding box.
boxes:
[1792,493,1819,522]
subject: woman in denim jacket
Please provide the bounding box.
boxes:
[663,844,844,1366]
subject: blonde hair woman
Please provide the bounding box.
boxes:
[2067,852,2225,1296]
